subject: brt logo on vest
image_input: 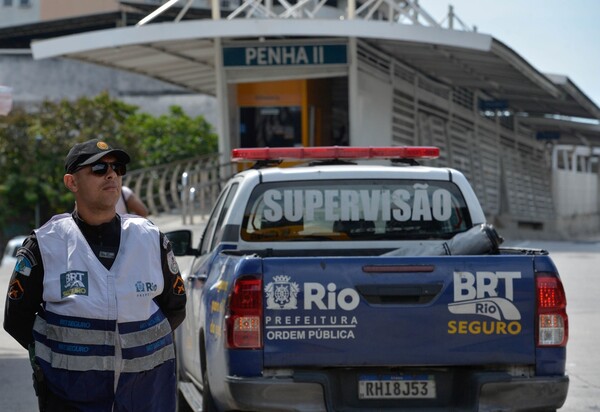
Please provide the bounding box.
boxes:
[60,271,89,298]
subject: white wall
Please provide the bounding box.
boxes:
[0,0,40,28]
[0,52,217,125]
[553,169,598,216]
[353,70,392,146]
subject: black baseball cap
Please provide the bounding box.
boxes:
[65,139,131,174]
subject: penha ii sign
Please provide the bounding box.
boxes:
[223,44,347,67]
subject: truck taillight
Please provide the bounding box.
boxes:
[226,276,263,349]
[536,273,568,347]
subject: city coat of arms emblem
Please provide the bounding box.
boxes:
[265,275,299,310]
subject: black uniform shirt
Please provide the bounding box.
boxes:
[3,212,186,349]
[73,212,121,270]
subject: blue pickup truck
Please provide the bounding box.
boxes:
[169,146,569,412]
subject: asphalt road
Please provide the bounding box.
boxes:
[507,239,600,412]
[0,264,39,411]
[0,235,598,411]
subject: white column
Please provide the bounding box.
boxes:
[347,37,359,146]
[214,37,231,162]
[347,0,356,19]
[211,0,230,162]
[211,0,221,20]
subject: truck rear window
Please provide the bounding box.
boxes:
[241,179,472,241]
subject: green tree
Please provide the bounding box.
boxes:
[0,92,217,243]
[123,105,218,168]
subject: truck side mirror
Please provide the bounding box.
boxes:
[165,230,198,256]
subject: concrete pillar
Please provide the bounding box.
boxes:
[347,37,359,145]
[214,38,230,161]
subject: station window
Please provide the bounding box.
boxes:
[3,0,13,7]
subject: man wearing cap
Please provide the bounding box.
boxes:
[4,139,186,412]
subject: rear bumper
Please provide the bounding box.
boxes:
[224,372,569,412]
[479,375,569,411]
[226,375,326,412]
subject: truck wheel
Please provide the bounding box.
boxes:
[202,368,219,412]
[174,334,193,412]
[176,389,193,412]
[175,366,194,411]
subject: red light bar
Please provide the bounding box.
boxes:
[231,146,439,161]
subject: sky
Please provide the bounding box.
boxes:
[420,0,600,108]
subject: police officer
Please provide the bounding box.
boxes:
[4,139,186,412]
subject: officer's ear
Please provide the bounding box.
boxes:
[64,173,78,193]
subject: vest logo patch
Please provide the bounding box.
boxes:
[136,281,158,297]
[61,271,89,298]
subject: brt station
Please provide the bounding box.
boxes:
[29,0,600,239]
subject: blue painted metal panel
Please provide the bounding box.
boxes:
[260,255,539,367]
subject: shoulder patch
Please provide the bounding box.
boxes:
[162,235,170,250]
[8,279,24,300]
[14,255,33,277]
[167,250,179,275]
[172,275,185,296]
[16,247,38,267]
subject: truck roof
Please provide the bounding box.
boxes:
[236,163,457,182]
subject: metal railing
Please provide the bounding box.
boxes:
[123,153,237,221]
[136,0,475,31]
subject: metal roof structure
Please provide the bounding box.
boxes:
[0,3,217,47]
[375,38,600,120]
[27,0,600,124]
[520,116,600,147]
[32,19,493,96]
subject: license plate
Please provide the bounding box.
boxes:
[358,374,436,399]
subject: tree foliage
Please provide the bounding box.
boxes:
[0,92,217,242]
[126,106,218,168]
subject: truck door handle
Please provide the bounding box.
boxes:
[356,283,443,304]
[188,273,208,281]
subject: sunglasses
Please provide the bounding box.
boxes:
[76,161,127,176]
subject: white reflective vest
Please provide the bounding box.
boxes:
[32,214,176,411]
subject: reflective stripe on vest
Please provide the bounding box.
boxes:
[123,345,175,373]
[35,340,116,372]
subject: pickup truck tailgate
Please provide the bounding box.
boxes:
[262,255,535,367]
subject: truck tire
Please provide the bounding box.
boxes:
[199,334,220,412]
[174,333,194,412]
[176,389,193,412]
[202,368,219,412]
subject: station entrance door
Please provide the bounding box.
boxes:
[237,78,348,148]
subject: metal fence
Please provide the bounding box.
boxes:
[122,153,236,222]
